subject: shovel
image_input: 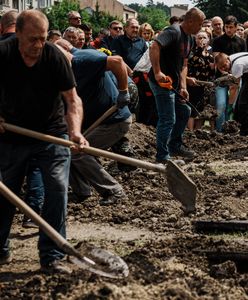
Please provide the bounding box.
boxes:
[195,75,239,88]
[83,104,117,136]
[3,123,197,213]
[0,180,129,278]
[158,79,201,117]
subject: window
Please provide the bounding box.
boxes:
[0,0,10,6]
[38,0,46,8]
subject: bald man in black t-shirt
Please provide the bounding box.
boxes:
[0,10,87,274]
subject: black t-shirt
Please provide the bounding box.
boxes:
[111,34,148,69]
[212,33,246,55]
[0,38,76,142]
[149,24,193,89]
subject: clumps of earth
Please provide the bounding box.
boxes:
[197,104,218,120]
[1,122,248,299]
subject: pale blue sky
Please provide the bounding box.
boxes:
[120,0,194,8]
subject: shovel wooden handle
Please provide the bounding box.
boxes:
[83,105,118,136]
[2,123,196,213]
[0,181,89,262]
[195,79,215,87]
[3,123,166,174]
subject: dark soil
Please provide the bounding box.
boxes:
[1,122,248,300]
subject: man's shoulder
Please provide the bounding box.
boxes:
[155,24,180,45]
[212,34,226,46]
[113,35,128,43]
[233,35,246,45]
[0,37,18,59]
[73,48,106,59]
[0,36,17,47]
[0,32,16,41]
[213,34,225,42]
[43,41,61,55]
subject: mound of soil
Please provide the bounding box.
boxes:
[1,122,248,300]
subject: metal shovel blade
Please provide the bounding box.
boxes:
[166,160,196,213]
[70,242,129,278]
[3,123,197,213]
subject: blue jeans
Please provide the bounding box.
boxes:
[149,80,191,161]
[215,86,228,132]
[0,136,70,266]
[24,162,44,214]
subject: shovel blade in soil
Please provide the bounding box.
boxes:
[69,242,129,278]
[166,160,196,213]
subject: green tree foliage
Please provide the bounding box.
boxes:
[127,2,170,30]
[42,0,85,31]
[193,0,248,22]
[138,6,169,31]
[88,2,117,36]
[43,0,119,35]
[127,3,143,12]
[156,2,170,16]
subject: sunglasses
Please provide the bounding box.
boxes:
[70,17,81,20]
[112,27,123,31]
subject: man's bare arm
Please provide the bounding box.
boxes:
[62,87,89,149]
[180,58,189,101]
[229,78,241,104]
[150,41,167,83]
[106,55,128,90]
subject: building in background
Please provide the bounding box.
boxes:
[0,0,137,20]
[0,0,187,22]
[79,0,137,22]
[170,4,188,18]
[0,0,58,14]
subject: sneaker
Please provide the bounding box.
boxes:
[99,190,128,206]
[170,145,195,159]
[22,217,39,229]
[0,253,12,265]
[41,259,72,274]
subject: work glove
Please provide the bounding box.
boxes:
[117,90,130,109]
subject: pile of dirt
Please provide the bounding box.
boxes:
[1,122,248,300]
[197,104,218,120]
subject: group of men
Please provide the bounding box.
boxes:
[0,10,131,274]
[1,6,248,275]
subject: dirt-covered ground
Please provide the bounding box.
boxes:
[1,120,248,300]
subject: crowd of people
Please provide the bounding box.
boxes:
[0,6,248,274]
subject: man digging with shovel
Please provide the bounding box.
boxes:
[56,38,131,206]
[0,10,88,274]
[215,52,248,136]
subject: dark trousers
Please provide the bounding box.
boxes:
[234,74,248,135]
[0,136,70,266]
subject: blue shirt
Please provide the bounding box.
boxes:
[71,48,131,129]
